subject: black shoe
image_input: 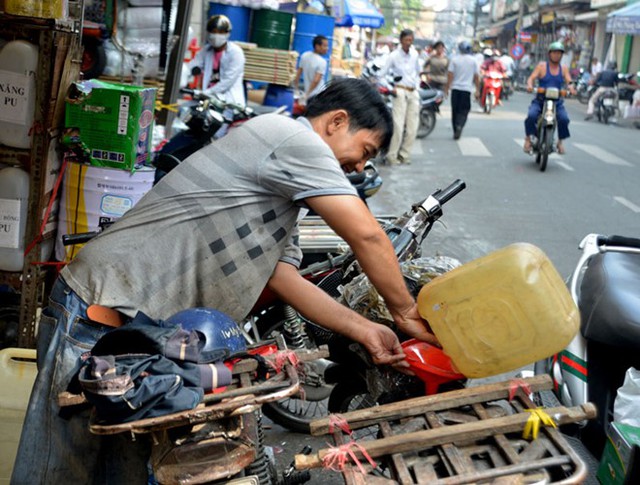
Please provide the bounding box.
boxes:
[584,115,593,121]
[453,128,462,140]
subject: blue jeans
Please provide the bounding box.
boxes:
[11,278,150,484]
[524,98,570,140]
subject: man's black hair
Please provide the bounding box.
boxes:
[313,35,328,48]
[305,78,393,154]
[399,29,414,40]
[433,41,444,50]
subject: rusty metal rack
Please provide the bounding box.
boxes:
[296,375,595,484]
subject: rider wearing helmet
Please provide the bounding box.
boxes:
[523,41,576,154]
[188,14,246,107]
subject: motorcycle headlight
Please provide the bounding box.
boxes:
[545,87,560,100]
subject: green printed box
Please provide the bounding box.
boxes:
[597,422,640,485]
[65,80,156,171]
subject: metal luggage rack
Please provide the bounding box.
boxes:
[58,346,328,436]
[296,375,595,484]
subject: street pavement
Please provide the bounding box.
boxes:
[264,91,640,484]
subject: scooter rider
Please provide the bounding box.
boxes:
[523,42,576,154]
[13,78,434,484]
[188,14,246,107]
[584,61,619,121]
[479,48,506,104]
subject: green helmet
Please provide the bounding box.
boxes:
[548,41,565,53]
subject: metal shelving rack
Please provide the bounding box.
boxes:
[0,3,83,348]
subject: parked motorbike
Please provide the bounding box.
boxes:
[416,81,444,139]
[153,87,283,184]
[480,71,504,114]
[595,87,618,124]
[617,71,640,104]
[312,180,467,415]
[527,86,567,172]
[534,234,640,457]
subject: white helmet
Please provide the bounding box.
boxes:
[483,48,493,57]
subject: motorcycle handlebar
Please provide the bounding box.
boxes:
[597,235,640,249]
[62,232,100,246]
[432,179,466,206]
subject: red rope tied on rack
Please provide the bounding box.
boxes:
[268,350,301,374]
[508,378,533,402]
[322,441,378,475]
[328,413,353,436]
[24,157,68,260]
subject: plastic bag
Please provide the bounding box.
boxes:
[614,367,640,427]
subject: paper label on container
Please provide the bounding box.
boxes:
[0,70,32,124]
[0,198,22,249]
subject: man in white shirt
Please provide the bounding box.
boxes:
[294,35,329,105]
[381,29,422,165]
[445,40,480,140]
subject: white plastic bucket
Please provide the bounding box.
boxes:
[0,167,30,272]
[55,162,155,261]
[0,40,39,149]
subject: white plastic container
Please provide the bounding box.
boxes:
[0,167,30,272]
[0,41,39,149]
[55,162,155,261]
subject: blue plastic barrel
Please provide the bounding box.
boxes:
[263,84,294,114]
[207,3,251,42]
[292,12,335,78]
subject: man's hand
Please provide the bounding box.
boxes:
[358,322,408,368]
[390,303,439,347]
[569,86,577,96]
[526,85,533,93]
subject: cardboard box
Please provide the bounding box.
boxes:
[65,80,156,171]
[597,422,640,484]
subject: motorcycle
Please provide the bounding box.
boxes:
[595,87,618,124]
[239,180,467,433]
[534,234,640,458]
[153,87,283,184]
[306,180,467,417]
[528,86,567,172]
[416,81,444,139]
[576,69,596,105]
[480,71,504,114]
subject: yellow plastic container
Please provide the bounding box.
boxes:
[417,243,579,378]
[5,0,65,19]
[0,348,37,484]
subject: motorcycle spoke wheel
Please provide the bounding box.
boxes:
[540,126,553,172]
[329,383,380,441]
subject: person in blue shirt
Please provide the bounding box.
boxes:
[523,42,576,154]
[584,61,619,121]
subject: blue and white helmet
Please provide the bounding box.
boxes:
[166,307,246,354]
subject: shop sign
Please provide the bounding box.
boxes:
[0,70,30,124]
[541,12,556,24]
[519,31,533,42]
[591,0,624,9]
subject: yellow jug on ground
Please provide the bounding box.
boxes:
[417,243,579,378]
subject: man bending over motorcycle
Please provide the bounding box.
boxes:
[13,78,437,484]
[523,42,576,154]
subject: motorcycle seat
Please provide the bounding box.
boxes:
[419,89,439,101]
[579,251,640,348]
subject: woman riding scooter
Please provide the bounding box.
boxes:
[523,42,576,154]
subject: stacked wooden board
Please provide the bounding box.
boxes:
[238,42,298,86]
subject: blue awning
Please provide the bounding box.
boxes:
[607,2,640,35]
[333,0,384,28]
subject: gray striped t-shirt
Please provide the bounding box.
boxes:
[62,114,357,322]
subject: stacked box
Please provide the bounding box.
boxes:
[64,80,156,171]
[598,422,640,485]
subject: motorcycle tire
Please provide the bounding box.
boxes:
[327,379,381,441]
[416,109,436,139]
[486,93,494,115]
[255,307,333,434]
[539,126,553,172]
[577,88,590,105]
[603,108,612,125]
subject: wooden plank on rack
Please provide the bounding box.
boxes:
[296,403,597,470]
[379,421,413,485]
[425,410,474,475]
[310,375,553,436]
[471,403,521,465]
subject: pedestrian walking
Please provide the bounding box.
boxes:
[381,29,422,165]
[445,40,480,140]
[293,34,329,105]
[423,40,449,90]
